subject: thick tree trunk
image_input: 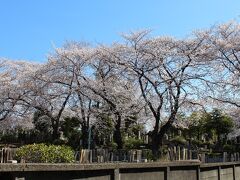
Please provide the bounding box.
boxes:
[113,126,123,149]
[151,130,161,159]
[151,118,174,160]
[52,123,60,142]
[81,123,89,149]
[113,114,123,149]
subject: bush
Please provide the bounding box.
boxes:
[105,142,118,150]
[169,136,187,145]
[191,139,203,146]
[124,137,144,149]
[160,145,169,155]
[223,144,235,152]
[15,143,75,163]
[206,152,222,158]
[142,149,154,161]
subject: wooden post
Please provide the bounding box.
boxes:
[80,149,83,163]
[0,149,3,163]
[186,148,188,160]
[189,150,192,160]
[183,148,186,160]
[178,146,181,160]
[174,146,176,160]
[89,150,92,163]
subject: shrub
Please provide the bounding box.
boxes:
[206,152,222,158]
[142,149,153,161]
[124,137,144,149]
[223,144,235,152]
[191,139,203,146]
[169,136,187,145]
[15,143,75,163]
[105,142,118,150]
[160,145,169,155]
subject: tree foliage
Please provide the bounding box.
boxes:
[1,21,240,156]
[204,109,234,144]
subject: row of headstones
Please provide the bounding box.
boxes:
[167,146,198,161]
[223,152,240,162]
[0,147,238,164]
[79,147,199,163]
[0,147,196,164]
[79,149,146,163]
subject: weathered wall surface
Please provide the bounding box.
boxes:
[200,168,218,180]
[235,166,240,180]
[119,167,165,180]
[169,166,198,180]
[0,161,239,180]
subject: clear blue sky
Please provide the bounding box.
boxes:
[1,0,240,62]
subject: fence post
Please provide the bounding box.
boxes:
[233,165,236,180]
[183,148,186,160]
[114,168,120,180]
[223,152,227,162]
[218,166,221,180]
[189,150,192,160]
[0,149,2,163]
[174,146,176,160]
[88,150,91,163]
[197,165,200,180]
[165,166,170,180]
[178,146,181,160]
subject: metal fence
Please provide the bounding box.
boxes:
[204,152,240,163]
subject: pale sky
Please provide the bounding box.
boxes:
[1,0,240,62]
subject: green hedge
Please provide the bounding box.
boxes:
[15,143,75,163]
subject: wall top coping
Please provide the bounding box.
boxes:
[0,161,239,172]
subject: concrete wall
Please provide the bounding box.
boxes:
[0,161,240,180]
[120,168,165,180]
[200,168,218,180]
[169,166,198,180]
[235,166,240,179]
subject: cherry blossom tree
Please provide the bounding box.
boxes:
[0,59,39,122]
[100,31,211,156]
[82,49,142,149]
[1,21,240,154]
[50,42,97,147]
[197,21,240,108]
[50,42,143,149]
